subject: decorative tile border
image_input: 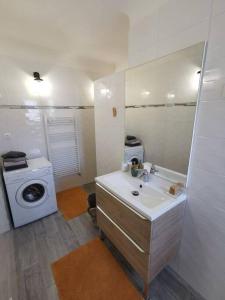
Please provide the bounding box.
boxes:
[0,105,94,110]
[0,102,196,110]
[125,102,196,109]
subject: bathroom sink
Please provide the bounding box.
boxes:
[137,187,167,209]
[95,165,186,220]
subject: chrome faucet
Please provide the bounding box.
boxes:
[150,164,159,174]
[138,169,150,182]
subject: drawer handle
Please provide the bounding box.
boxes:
[96,183,148,221]
[97,206,145,254]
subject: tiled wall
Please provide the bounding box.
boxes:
[127,0,225,299]
[0,56,96,189]
[179,5,225,300]
[126,106,196,174]
[125,43,203,174]
[0,56,97,232]
[0,108,96,191]
[128,0,212,67]
[0,56,94,106]
[94,72,125,176]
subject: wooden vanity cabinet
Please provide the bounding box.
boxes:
[96,183,150,251]
[96,183,185,299]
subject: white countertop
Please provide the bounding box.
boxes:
[95,166,186,221]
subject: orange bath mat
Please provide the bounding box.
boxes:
[52,238,143,300]
[57,187,88,220]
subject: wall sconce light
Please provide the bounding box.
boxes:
[191,70,201,91]
[25,72,51,97]
[33,72,43,81]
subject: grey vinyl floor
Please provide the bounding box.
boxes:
[0,183,203,300]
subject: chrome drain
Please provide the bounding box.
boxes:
[131,190,139,196]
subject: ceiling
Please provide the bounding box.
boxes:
[0,0,167,77]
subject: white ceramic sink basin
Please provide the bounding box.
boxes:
[95,166,186,220]
[137,187,167,209]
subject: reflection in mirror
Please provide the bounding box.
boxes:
[125,42,205,174]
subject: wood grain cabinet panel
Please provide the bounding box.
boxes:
[96,183,151,251]
[96,183,185,299]
[97,208,149,279]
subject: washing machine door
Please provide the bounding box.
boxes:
[16,179,48,208]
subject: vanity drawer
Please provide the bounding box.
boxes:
[96,183,151,252]
[97,207,149,280]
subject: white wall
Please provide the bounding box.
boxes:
[0,56,94,106]
[125,43,203,174]
[0,57,96,190]
[179,6,225,300]
[126,43,204,106]
[0,55,97,232]
[0,108,96,191]
[94,72,125,176]
[128,0,211,68]
[127,1,225,299]
[126,106,196,174]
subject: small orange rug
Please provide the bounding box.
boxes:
[57,187,88,220]
[52,238,143,300]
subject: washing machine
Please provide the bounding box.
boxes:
[3,157,57,228]
[124,145,144,163]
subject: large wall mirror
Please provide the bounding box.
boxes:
[125,42,205,174]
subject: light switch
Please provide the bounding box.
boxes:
[112,107,117,117]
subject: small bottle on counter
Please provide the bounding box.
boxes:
[131,161,139,177]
